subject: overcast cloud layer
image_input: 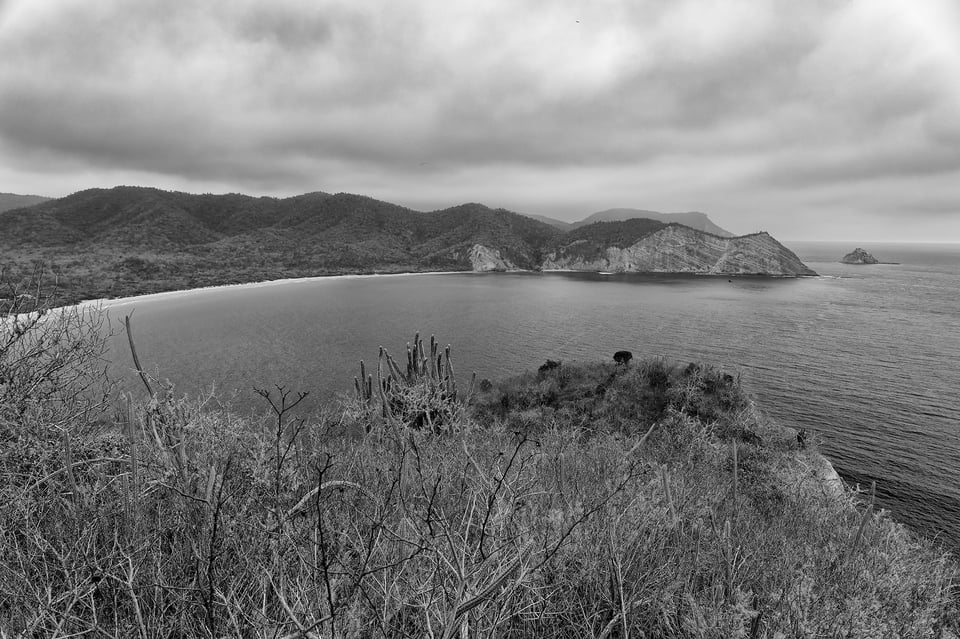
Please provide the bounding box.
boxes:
[1,0,959,240]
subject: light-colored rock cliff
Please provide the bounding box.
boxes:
[468,244,516,271]
[542,225,816,276]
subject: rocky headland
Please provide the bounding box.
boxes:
[467,244,516,271]
[541,225,816,276]
[0,186,817,305]
[841,248,879,264]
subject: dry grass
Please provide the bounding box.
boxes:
[1,297,958,637]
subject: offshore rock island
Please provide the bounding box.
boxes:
[841,247,880,264]
[0,186,816,305]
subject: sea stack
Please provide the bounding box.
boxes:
[841,248,879,264]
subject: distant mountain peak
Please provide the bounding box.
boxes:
[0,192,52,213]
[571,208,733,237]
[520,213,572,230]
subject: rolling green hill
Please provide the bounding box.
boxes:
[0,187,562,303]
[0,186,810,305]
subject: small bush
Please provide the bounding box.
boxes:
[537,358,562,376]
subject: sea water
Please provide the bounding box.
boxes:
[101,241,960,550]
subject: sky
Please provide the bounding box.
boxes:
[1,0,959,241]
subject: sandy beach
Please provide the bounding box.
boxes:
[77,270,468,310]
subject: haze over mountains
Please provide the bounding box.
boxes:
[4,192,734,237]
[0,186,813,305]
[525,209,733,237]
[0,192,51,213]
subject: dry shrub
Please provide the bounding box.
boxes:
[0,309,957,637]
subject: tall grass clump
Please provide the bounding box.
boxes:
[1,274,958,637]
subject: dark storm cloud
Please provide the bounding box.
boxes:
[1,0,959,239]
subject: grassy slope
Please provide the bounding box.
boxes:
[1,305,957,637]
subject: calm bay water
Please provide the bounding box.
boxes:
[101,241,960,551]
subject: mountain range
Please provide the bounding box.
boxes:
[0,187,814,305]
[525,208,733,236]
[0,192,51,213]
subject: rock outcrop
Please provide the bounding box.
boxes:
[841,248,879,264]
[541,225,816,276]
[468,244,516,271]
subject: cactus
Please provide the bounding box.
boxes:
[444,345,456,400]
[355,360,374,404]
[354,331,468,433]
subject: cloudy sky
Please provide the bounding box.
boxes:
[1,0,959,240]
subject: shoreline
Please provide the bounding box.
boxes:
[7,266,820,316]
[77,267,819,311]
[77,270,468,309]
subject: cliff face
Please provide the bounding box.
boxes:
[468,244,517,271]
[542,225,816,276]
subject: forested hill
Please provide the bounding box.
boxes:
[0,186,812,306]
[0,186,560,261]
[0,187,561,303]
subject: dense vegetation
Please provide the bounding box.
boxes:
[0,188,565,305]
[1,279,958,637]
[545,219,667,262]
[0,187,764,307]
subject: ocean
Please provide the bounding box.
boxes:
[100,241,960,551]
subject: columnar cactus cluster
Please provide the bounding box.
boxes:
[354,332,467,431]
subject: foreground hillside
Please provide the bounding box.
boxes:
[0,294,956,637]
[0,187,813,306]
